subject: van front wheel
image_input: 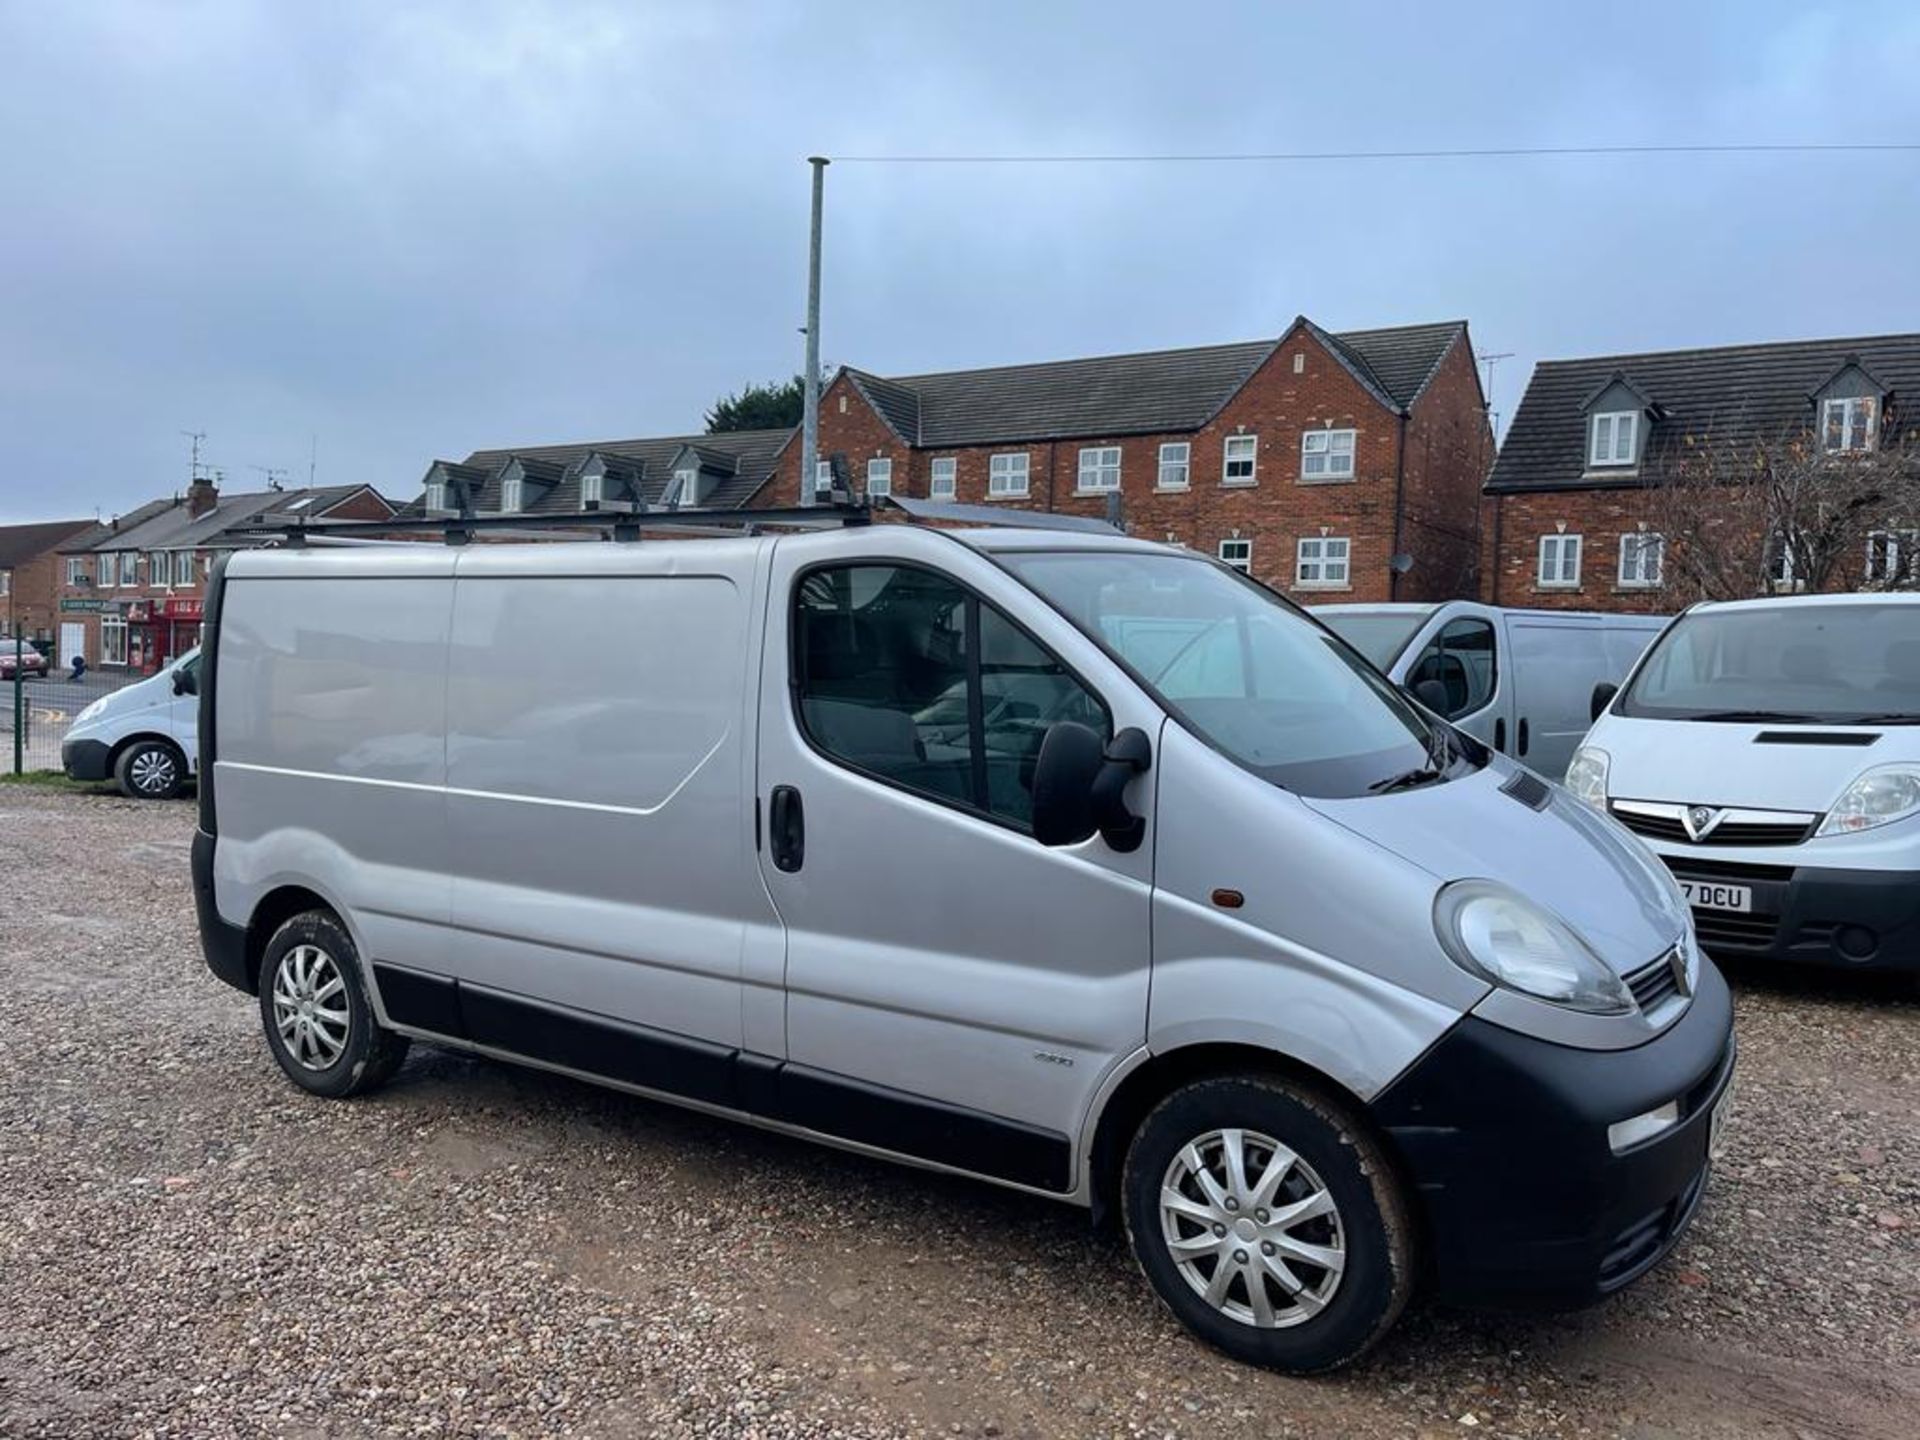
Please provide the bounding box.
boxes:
[1121,1074,1414,1374]
[115,738,186,799]
[258,910,408,1098]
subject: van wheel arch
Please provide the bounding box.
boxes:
[1087,1044,1413,1235]
[109,734,189,796]
[243,886,337,994]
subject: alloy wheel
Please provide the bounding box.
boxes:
[129,748,177,795]
[270,944,351,1071]
[1158,1127,1346,1328]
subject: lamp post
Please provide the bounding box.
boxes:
[799,156,828,506]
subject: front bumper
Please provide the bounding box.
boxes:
[1372,959,1735,1310]
[1655,851,1920,973]
[61,737,113,782]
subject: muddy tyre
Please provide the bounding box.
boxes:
[258,910,408,1098]
[1121,1073,1415,1374]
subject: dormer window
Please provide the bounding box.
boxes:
[1589,411,1639,467]
[500,478,524,513]
[664,467,700,508]
[581,471,603,507]
[424,481,447,512]
[1822,396,1877,453]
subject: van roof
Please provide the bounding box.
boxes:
[1688,592,1920,614]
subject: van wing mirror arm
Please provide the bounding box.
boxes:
[1091,727,1152,853]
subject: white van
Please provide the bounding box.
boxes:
[61,648,200,799]
[191,517,1733,1373]
[1315,602,1667,779]
[1571,593,1920,974]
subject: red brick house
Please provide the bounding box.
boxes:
[1483,331,1920,610]
[1,518,96,648]
[752,317,1492,602]
[55,477,393,672]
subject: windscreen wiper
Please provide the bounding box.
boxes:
[1685,709,1824,723]
[1831,712,1920,726]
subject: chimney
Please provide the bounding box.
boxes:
[187,474,218,517]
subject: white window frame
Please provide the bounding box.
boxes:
[1300,428,1356,481]
[149,552,170,589]
[0,570,8,598]
[1075,446,1121,494]
[929,456,957,499]
[97,555,113,588]
[1866,529,1920,586]
[100,616,129,667]
[1223,434,1258,485]
[119,552,137,588]
[174,551,196,589]
[1589,411,1639,467]
[66,557,87,587]
[1617,532,1664,588]
[814,460,834,497]
[424,481,447,512]
[988,452,1030,498]
[1537,533,1583,588]
[1822,396,1877,454]
[1295,535,1351,588]
[1218,539,1252,573]
[580,471,603,507]
[500,477,524,513]
[1156,442,1191,490]
[866,457,893,497]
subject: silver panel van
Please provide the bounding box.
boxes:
[193,521,1733,1373]
[1573,593,1920,973]
[1316,602,1667,778]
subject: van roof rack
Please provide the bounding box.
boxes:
[234,494,1121,547]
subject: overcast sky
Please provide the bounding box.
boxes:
[5,0,1919,521]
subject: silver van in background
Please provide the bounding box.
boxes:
[191,521,1733,1374]
[1571,593,1920,974]
[1316,602,1668,778]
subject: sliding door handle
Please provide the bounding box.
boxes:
[768,785,805,872]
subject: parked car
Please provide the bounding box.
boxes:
[61,648,199,798]
[192,524,1733,1374]
[0,640,50,678]
[1570,593,1920,974]
[1314,602,1668,779]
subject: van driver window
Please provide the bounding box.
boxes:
[1406,618,1497,719]
[793,564,1108,828]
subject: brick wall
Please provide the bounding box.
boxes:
[750,329,1499,604]
[5,550,71,642]
[1483,488,1671,612]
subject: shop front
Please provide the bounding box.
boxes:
[155,596,204,668]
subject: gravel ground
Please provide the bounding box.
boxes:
[1,787,1915,1439]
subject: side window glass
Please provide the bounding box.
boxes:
[1406,619,1496,718]
[794,564,1108,829]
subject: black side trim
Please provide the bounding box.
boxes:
[196,555,230,835]
[192,827,250,993]
[459,982,739,1109]
[772,1062,1072,1193]
[372,978,1073,1192]
[372,963,465,1037]
[1753,730,1879,746]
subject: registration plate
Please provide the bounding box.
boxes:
[1679,880,1751,913]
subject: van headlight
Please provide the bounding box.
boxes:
[1433,880,1634,1015]
[75,696,108,724]
[1816,763,1920,837]
[1564,746,1609,810]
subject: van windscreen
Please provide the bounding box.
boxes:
[999,551,1465,798]
[1315,610,1433,669]
[1620,602,1920,724]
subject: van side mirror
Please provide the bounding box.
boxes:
[1409,678,1450,714]
[172,669,197,697]
[1031,722,1152,852]
[1590,680,1618,722]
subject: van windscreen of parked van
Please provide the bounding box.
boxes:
[1621,602,1920,724]
[1000,551,1459,797]
[1315,609,1433,669]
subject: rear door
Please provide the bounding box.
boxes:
[753,529,1158,1193]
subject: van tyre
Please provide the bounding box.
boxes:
[115,738,186,800]
[258,910,408,1099]
[1121,1073,1414,1374]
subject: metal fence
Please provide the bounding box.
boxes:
[3,645,146,775]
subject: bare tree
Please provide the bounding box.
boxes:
[1640,415,1920,603]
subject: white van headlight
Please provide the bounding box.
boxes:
[75,697,108,724]
[1433,880,1634,1015]
[1816,763,1920,837]
[1564,746,1610,810]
